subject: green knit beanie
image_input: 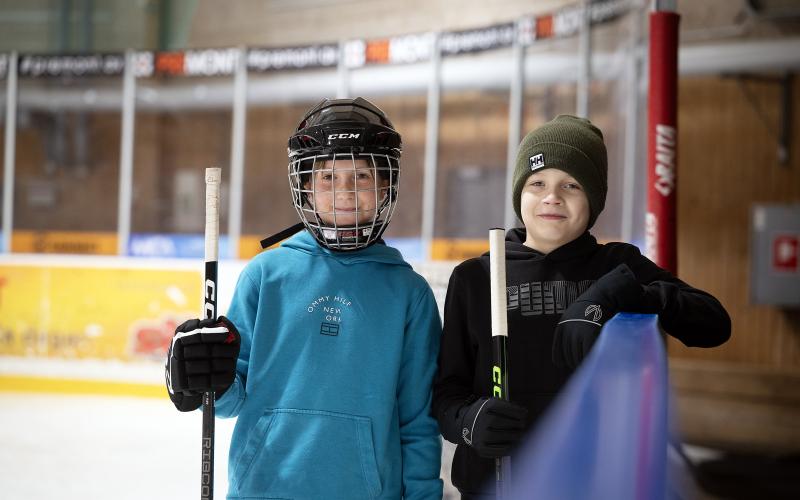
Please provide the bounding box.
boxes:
[512,114,608,229]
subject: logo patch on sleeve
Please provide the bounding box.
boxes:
[529,153,545,171]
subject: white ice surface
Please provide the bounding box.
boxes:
[0,393,235,500]
[0,393,458,500]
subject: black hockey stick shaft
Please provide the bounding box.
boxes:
[201,167,221,500]
[489,228,511,499]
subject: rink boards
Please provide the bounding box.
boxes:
[0,255,243,397]
[0,254,456,397]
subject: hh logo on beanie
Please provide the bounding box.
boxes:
[529,153,545,171]
[512,114,608,229]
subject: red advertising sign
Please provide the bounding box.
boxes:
[773,234,799,272]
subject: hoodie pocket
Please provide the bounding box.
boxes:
[231,408,382,499]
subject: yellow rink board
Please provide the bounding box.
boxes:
[0,261,202,395]
[430,238,489,261]
[0,375,166,398]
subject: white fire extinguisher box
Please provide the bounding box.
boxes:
[750,203,800,307]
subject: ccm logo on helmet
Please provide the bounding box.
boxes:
[328,133,360,140]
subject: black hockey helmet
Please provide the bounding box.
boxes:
[287,97,402,251]
[288,97,401,158]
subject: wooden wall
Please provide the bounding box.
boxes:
[133,110,233,233]
[14,111,121,232]
[669,75,800,453]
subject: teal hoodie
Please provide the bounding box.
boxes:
[217,230,443,499]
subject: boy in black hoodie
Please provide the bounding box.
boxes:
[432,115,731,499]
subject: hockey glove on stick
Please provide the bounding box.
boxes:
[459,397,528,458]
[553,263,645,369]
[165,316,240,412]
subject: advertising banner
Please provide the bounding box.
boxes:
[0,264,199,361]
[12,230,118,255]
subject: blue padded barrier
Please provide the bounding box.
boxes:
[507,313,672,500]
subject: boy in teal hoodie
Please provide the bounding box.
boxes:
[166,98,443,500]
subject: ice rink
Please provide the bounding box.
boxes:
[0,392,459,499]
[0,393,236,500]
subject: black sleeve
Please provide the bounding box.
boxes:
[625,249,731,348]
[432,266,478,445]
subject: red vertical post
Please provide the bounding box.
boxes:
[646,9,680,274]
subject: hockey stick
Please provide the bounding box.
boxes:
[201,167,221,500]
[489,228,510,499]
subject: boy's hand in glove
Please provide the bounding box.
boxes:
[459,397,528,458]
[165,316,240,412]
[553,264,644,369]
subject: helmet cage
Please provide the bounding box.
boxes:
[288,151,400,251]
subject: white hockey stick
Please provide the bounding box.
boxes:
[201,167,221,500]
[489,228,510,499]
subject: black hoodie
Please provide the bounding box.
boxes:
[432,228,730,495]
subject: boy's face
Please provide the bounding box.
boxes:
[519,168,590,253]
[304,157,389,226]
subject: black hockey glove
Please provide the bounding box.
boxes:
[459,397,528,458]
[165,316,240,412]
[552,263,644,369]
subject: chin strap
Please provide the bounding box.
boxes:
[259,222,306,249]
